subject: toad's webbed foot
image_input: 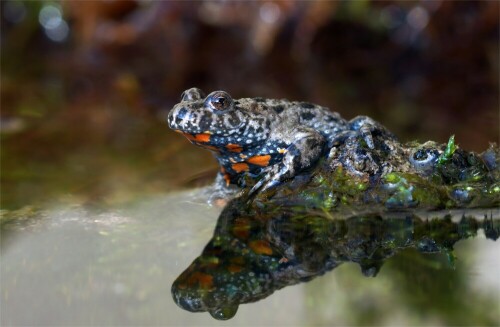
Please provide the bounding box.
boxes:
[249,129,325,196]
[207,172,240,205]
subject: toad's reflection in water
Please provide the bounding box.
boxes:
[171,198,499,320]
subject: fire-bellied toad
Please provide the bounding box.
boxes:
[168,88,394,197]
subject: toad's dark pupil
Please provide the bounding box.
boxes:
[213,97,227,109]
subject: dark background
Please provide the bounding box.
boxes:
[1,0,499,209]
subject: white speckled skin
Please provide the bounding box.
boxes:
[168,88,391,196]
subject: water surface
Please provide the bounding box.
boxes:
[1,190,499,326]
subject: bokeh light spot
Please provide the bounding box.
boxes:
[259,2,281,24]
[38,4,69,42]
[39,5,62,29]
[407,6,429,31]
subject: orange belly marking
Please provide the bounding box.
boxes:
[186,272,214,289]
[182,133,211,143]
[249,240,273,255]
[227,264,244,274]
[226,143,243,153]
[232,162,250,173]
[246,154,271,166]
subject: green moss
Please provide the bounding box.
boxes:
[438,135,456,165]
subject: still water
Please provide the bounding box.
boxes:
[1,189,499,326]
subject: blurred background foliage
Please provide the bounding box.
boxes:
[1,0,499,210]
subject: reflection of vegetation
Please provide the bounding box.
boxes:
[172,193,499,320]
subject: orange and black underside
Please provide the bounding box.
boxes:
[180,131,211,143]
[176,131,221,152]
[230,154,272,172]
[175,130,280,186]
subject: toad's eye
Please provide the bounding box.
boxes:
[181,88,205,101]
[206,91,233,111]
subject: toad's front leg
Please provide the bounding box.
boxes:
[207,171,240,205]
[249,128,326,195]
